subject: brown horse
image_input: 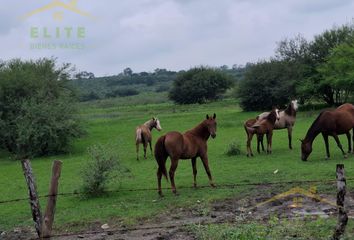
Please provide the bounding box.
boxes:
[154,114,217,196]
[301,103,354,161]
[258,100,298,149]
[135,118,162,160]
[245,108,279,157]
[244,119,265,153]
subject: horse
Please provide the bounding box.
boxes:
[301,103,354,161]
[258,100,298,149]
[244,119,265,153]
[135,117,162,160]
[245,108,279,157]
[154,114,217,196]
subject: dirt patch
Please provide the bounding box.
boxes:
[3,188,354,240]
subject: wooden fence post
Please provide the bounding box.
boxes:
[21,159,42,238]
[332,164,348,240]
[41,160,62,238]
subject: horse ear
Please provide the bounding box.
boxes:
[206,114,209,119]
[152,117,155,120]
[299,139,304,143]
[213,113,216,119]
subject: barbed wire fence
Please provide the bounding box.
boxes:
[1,164,351,239]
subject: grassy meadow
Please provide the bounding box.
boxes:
[0,96,353,237]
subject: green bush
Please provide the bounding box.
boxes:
[81,144,128,197]
[105,88,139,98]
[225,140,242,156]
[0,58,82,158]
[169,67,233,104]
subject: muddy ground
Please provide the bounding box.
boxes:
[3,187,354,240]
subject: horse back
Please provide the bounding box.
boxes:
[164,131,200,159]
[137,125,152,142]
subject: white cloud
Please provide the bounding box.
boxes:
[0,0,353,75]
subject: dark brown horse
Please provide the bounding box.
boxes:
[301,103,354,161]
[154,114,217,196]
[244,119,264,153]
[245,108,279,157]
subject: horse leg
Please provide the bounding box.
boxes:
[346,132,352,153]
[332,134,347,158]
[256,135,260,154]
[191,157,197,188]
[322,133,330,160]
[288,126,293,150]
[143,142,148,159]
[260,134,265,152]
[136,143,140,161]
[200,154,215,187]
[247,133,254,157]
[169,159,179,194]
[157,169,163,197]
[149,141,153,156]
[268,131,273,154]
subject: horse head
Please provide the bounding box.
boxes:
[291,100,299,111]
[152,117,162,131]
[205,113,217,138]
[300,138,312,161]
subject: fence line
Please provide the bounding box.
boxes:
[2,177,354,205]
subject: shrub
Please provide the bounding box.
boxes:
[81,144,128,197]
[0,58,82,158]
[225,140,242,156]
[106,88,139,98]
[169,67,233,104]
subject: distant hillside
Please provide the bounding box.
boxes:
[71,66,246,102]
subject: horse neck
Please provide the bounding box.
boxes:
[304,116,323,144]
[188,122,210,140]
[285,103,296,117]
[144,120,154,131]
[267,111,277,125]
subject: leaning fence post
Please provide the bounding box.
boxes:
[41,160,62,238]
[21,159,42,238]
[332,164,348,240]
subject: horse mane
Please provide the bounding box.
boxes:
[187,120,210,140]
[284,102,296,116]
[304,111,325,142]
[266,109,277,124]
[144,119,155,131]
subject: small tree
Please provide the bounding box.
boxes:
[238,60,299,111]
[81,144,128,197]
[169,67,233,104]
[0,58,82,158]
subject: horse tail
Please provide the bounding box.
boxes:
[136,128,143,143]
[154,135,168,181]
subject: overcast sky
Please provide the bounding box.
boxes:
[1,0,353,76]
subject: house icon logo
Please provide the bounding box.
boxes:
[19,0,96,22]
[256,186,337,208]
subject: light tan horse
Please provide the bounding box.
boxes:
[258,100,298,149]
[136,118,162,160]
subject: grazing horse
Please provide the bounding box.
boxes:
[245,108,279,157]
[301,103,354,161]
[135,117,162,160]
[258,100,298,149]
[154,114,217,196]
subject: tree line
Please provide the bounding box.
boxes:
[238,23,354,110]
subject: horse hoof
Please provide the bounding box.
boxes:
[251,153,254,157]
[325,157,330,160]
[210,183,216,188]
[158,191,164,197]
[344,154,348,159]
[193,184,198,189]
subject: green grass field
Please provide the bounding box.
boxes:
[0,97,353,238]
